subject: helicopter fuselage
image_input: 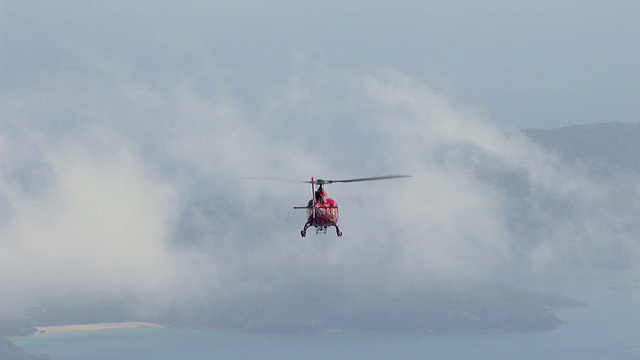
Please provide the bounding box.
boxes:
[307,198,339,226]
[300,197,341,237]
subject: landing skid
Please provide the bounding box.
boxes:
[300,222,342,237]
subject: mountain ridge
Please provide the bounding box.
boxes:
[523,121,640,176]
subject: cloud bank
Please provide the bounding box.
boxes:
[2,60,639,328]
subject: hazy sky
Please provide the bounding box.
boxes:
[3,1,639,129]
[1,1,639,325]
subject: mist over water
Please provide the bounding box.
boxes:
[12,275,640,360]
[12,261,640,358]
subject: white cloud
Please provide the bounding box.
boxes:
[0,136,177,312]
[1,59,639,325]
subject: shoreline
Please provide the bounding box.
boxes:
[35,322,165,335]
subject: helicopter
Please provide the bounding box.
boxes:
[293,175,411,237]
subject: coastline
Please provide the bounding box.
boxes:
[35,322,165,335]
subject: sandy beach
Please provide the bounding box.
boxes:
[35,322,165,335]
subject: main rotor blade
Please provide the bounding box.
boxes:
[244,175,411,185]
[241,176,307,184]
[314,175,411,185]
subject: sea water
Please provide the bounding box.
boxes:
[11,305,640,360]
[12,270,640,360]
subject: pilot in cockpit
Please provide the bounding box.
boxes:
[315,188,327,203]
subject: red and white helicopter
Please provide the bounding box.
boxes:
[294,175,410,237]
